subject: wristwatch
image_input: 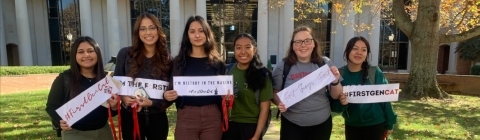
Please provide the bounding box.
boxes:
[330,80,340,86]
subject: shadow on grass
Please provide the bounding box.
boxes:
[390,98,479,140]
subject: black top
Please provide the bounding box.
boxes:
[45,70,115,131]
[113,47,173,114]
[176,56,222,107]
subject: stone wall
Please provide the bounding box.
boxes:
[384,73,480,96]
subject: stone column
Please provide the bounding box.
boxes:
[196,0,207,18]
[170,0,181,56]
[107,0,120,58]
[79,0,93,36]
[0,0,7,66]
[257,0,268,64]
[368,2,380,66]
[15,0,33,65]
[446,42,458,74]
[283,0,294,57]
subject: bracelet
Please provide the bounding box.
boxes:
[330,80,340,86]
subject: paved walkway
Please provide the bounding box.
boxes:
[0,73,58,94]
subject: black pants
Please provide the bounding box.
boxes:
[280,115,332,140]
[345,122,386,140]
[120,107,169,140]
[222,121,261,140]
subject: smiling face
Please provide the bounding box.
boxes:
[188,21,206,47]
[348,40,368,65]
[234,37,256,65]
[292,31,315,61]
[138,18,158,47]
[75,42,98,69]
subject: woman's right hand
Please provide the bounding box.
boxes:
[163,90,178,101]
[339,93,348,105]
[121,95,136,106]
[278,102,287,113]
[59,120,72,131]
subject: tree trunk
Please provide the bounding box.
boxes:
[401,0,449,99]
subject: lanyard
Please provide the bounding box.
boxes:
[107,95,122,140]
[221,95,234,132]
[131,102,141,140]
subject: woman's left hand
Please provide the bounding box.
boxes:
[384,130,393,138]
[330,66,340,83]
[136,95,153,107]
[107,94,119,108]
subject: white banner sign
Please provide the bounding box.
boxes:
[56,76,119,126]
[112,76,169,99]
[277,65,336,108]
[173,75,233,96]
[343,83,400,103]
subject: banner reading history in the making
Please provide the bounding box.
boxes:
[56,76,119,126]
[343,83,400,103]
[277,65,336,108]
[173,75,233,96]
[112,76,169,99]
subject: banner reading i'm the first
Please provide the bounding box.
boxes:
[112,76,169,99]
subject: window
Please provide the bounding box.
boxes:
[47,0,81,66]
[207,0,259,63]
[379,2,410,72]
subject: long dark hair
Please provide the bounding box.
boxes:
[69,36,106,99]
[128,13,170,81]
[233,33,273,91]
[343,36,371,85]
[283,26,324,66]
[172,15,222,76]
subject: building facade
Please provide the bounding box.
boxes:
[0,0,462,74]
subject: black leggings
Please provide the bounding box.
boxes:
[345,122,386,140]
[120,107,169,140]
[222,121,261,140]
[280,115,332,140]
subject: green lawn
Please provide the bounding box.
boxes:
[0,90,479,140]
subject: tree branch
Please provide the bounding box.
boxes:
[441,26,480,43]
[453,3,470,29]
[391,0,413,37]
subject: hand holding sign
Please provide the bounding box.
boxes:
[330,66,341,83]
[59,120,72,131]
[106,94,120,109]
[278,102,287,113]
[339,93,348,105]
[164,90,178,101]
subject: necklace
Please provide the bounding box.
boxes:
[86,78,94,82]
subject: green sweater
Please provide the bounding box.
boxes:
[332,66,397,130]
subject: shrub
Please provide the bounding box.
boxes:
[471,65,480,75]
[0,66,69,76]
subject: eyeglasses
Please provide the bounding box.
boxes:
[139,26,157,32]
[293,39,313,46]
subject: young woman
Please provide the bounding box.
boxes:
[271,26,343,140]
[335,36,397,140]
[163,15,225,140]
[114,13,172,140]
[46,36,118,140]
[221,33,273,140]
